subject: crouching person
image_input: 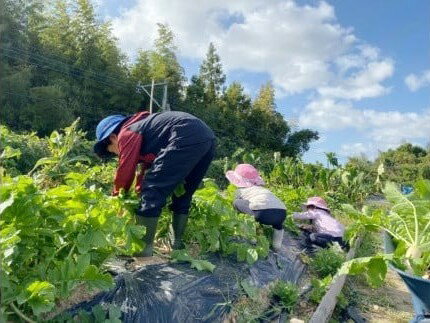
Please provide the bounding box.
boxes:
[94,111,216,257]
[293,197,346,249]
[225,164,286,252]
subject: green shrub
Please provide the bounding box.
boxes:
[270,280,299,312]
[309,276,332,303]
[310,246,345,278]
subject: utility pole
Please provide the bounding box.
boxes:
[137,80,170,113]
[149,79,155,114]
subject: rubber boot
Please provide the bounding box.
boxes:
[172,213,188,250]
[134,216,159,257]
[272,229,284,252]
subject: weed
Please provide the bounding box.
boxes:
[309,246,345,278]
[270,280,299,312]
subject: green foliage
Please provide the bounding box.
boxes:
[339,255,393,288]
[309,275,333,304]
[270,280,299,312]
[1,0,319,159]
[28,119,91,179]
[170,249,215,272]
[199,42,226,100]
[346,143,430,185]
[131,23,185,111]
[0,124,146,322]
[341,180,430,286]
[240,280,260,301]
[309,246,346,278]
[0,126,49,176]
[58,304,122,323]
[186,180,270,264]
[0,172,145,319]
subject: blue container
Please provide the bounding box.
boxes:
[384,232,430,322]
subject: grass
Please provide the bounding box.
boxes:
[227,280,299,322]
[309,245,346,278]
[270,280,299,312]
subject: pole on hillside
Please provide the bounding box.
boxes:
[162,79,169,111]
[149,79,155,114]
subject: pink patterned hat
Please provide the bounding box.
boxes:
[303,197,329,211]
[225,164,265,188]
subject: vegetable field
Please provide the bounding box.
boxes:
[1,123,429,322]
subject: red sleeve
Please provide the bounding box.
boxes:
[112,129,143,195]
[134,153,156,193]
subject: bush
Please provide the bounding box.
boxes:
[309,276,332,303]
[309,246,345,278]
[270,280,299,312]
[0,126,49,175]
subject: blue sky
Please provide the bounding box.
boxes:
[94,0,430,164]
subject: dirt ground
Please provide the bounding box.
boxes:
[350,270,414,323]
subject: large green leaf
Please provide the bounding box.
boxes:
[190,259,216,272]
[17,281,56,316]
[82,265,113,290]
[338,255,391,287]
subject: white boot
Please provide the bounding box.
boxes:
[272,229,284,252]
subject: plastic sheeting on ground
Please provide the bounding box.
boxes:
[68,232,306,322]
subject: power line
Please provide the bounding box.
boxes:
[3,89,99,111]
[2,29,132,86]
[1,46,132,90]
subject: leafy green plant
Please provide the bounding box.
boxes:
[0,172,144,320]
[270,280,299,312]
[170,249,215,272]
[186,180,270,264]
[340,180,430,286]
[28,119,91,181]
[0,126,49,176]
[309,245,346,278]
[309,276,333,304]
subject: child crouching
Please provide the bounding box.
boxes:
[293,197,346,249]
[225,164,286,252]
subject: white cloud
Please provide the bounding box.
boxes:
[110,0,394,96]
[405,70,430,91]
[339,142,401,159]
[318,59,394,100]
[299,98,430,152]
[340,142,370,157]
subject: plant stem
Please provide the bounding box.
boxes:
[10,302,36,323]
[389,208,414,244]
[67,244,76,258]
[379,227,409,245]
[420,219,430,244]
[396,194,419,245]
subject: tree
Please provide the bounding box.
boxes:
[199,42,226,101]
[284,129,319,157]
[221,82,251,113]
[375,143,429,184]
[325,152,339,168]
[131,23,185,111]
[20,86,73,136]
[253,81,276,112]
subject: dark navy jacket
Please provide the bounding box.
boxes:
[113,111,214,195]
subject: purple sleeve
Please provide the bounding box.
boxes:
[293,211,317,220]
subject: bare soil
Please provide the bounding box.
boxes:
[44,284,101,320]
[353,270,414,323]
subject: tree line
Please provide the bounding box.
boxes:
[0,0,318,158]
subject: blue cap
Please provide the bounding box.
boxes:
[94,115,127,158]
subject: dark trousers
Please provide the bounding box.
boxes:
[137,139,216,217]
[253,209,286,230]
[309,233,347,249]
